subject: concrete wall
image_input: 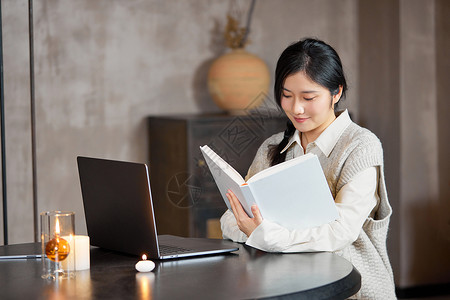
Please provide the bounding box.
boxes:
[0,0,358,243]
[1,0,449,291]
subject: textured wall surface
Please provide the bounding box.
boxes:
[0,0,358,243]
[2,0,449,291]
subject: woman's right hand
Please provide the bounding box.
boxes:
[227,189,263,237]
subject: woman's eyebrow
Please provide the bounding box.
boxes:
[301,90,319,94]
[282,87,319,93]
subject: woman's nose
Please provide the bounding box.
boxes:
[292,99,305,114]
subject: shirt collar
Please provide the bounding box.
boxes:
[280,109,352,157]
[280,130,301,154]
[314,109,352,157]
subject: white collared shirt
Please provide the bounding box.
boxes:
[221,110,380,252]
[280,109,354,158]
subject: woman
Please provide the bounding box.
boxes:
[220,38,396,299]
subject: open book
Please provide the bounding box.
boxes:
[200,145,339,230]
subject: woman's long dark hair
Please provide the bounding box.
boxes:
[269,38,348,166]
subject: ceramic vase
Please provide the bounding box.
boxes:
[207,49,270,114]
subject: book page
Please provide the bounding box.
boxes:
[200,146,244,184]
[247,153,315,183]
[247,155,338,230]
[200,146,247,211]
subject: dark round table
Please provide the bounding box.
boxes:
[0,242,360,299]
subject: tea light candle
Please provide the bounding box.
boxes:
[135,254,155,272]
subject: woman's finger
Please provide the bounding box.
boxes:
[227,190,246,218]
[227,191,237,214]
[251,205,263,223]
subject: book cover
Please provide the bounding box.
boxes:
[200,145,339,230]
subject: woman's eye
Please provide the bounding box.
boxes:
[282,93,292,98]
[304,97,315,101]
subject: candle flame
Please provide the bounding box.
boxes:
[142,254,147,261]
[55,218,60,236]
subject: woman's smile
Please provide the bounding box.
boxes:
[293,116,310,123]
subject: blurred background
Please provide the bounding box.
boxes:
[0,0,449,297]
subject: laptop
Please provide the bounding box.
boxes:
[0,243,41,259]
[77,156,239,260]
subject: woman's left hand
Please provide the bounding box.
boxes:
[227,189,263,237]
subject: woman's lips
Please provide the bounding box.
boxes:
[293,117,309,123]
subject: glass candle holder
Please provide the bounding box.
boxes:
[40,211,76,280]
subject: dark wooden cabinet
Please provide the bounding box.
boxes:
[148,112,287,238]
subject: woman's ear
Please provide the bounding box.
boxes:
[332,85,343,105]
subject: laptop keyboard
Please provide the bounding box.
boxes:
[159,244,192,255]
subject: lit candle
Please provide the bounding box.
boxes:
[61,235,90,270]
[74,235,90,270]
[135,254,155,272]
[45,217,70,262]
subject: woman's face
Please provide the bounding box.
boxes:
[281,71,341,141]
